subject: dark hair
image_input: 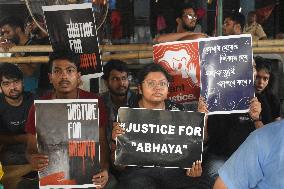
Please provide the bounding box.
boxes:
[255,57,272,74]
[25,13,45,25]
[177,3,195,18]
[0,63,23,83]
[248,11,257,16]
[0,16,25,32]
[254,56,274,91]
[225,12,245,30]
[137,63,172,85]
[102,59,128,80]
[48,51,80,73]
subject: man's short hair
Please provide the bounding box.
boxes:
[102,59,129,80]
[177,3,195,18]
[248,11,257,16]
[137,63,172,85]
[25,13,45,25]
[0,63,23,83]
[0,16,25,32]
[255,56,272,74]
[48,51,81,73]
[254,56,274,91]
[225,12,246,30]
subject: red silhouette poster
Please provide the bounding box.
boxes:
[35,99,100,188]
[153,41,201,104]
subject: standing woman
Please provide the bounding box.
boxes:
[112,63,209,189]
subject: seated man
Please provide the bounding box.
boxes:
[101,59,138,145]
[0,63,34,189]
[0,63,34,165]
[24,51,112,188]
[213,119,284,189]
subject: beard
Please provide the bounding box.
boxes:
[109,86,129,97]
[182,22,196,32]
[3,89,23,100]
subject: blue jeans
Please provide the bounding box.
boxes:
[117,167,212,189]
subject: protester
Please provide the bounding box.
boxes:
[0,16,39,94]
[0,63,34,165]
[101,59,138,145]
[222,12,245,36]
[154,4,207,43]
[175,4,202,33]
[24,51,112,188]
[243,11,267,40]
[111,63,210,189]
[202,61,263,187]
[254,56,281,123]
[213,119,284,189]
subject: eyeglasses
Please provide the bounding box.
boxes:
[143,80,169,89]
[183,14,197,20]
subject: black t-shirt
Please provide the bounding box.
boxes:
[0,92,34,134]
[0,92,34,165]
[206,113,255,157]
[256,90,280,124]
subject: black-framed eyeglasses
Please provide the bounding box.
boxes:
[142,80,169,89]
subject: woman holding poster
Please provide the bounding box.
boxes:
[111,64,210,189]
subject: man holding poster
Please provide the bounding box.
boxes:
[24,51,111,188]
[111,64,211,189]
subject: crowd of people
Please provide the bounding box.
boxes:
[0,3,283,189]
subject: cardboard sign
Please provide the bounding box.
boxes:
[153,34,254,114]
[153,41,201,104]
[35,99,100,188]
[115,107,205,168]
[199,35,254,114]
[43,3,102,75]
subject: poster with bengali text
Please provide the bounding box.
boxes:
[199,34,254,114]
